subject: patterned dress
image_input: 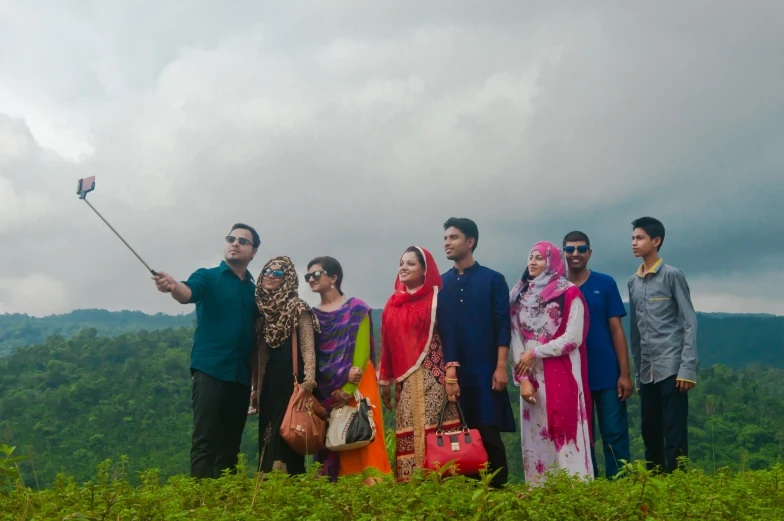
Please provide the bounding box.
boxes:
[511,297,593,485]
[394,330,461,482]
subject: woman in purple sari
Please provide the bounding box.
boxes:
[307,256,391,484]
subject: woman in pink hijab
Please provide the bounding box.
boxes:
[510,241,593,485]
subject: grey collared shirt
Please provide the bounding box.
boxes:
[628,259,698,385]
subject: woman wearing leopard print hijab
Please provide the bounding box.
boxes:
[251,255,320,475]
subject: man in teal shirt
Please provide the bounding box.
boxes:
[153,223,259,478]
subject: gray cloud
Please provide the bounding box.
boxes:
[0,1,782,316]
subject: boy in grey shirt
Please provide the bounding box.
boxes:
[628,217,698,473]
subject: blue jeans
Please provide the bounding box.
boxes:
[590,388,631,479]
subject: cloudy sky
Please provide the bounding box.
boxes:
[1,1,782,317]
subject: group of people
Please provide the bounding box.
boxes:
[152,215,698,487]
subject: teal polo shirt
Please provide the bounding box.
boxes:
[183,261,257,385]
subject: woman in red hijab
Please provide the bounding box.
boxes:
[379,246,461,482]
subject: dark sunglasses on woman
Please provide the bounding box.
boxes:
[304,270,327,283]
[262,268,285,278]
[225,235,254,246]
[563,245,590,254]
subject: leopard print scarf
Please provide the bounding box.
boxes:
[255,256,320,348]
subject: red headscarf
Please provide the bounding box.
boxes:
[378,246,442,385]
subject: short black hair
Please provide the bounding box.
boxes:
[230,223,260,248]
[443,217,479,252]
[307,256,344,296]
[632,217,665,251]
[404,246,426,269]
[563,231,590,248]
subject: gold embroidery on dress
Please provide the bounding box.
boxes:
[298,311,318,392]
[411,366,426,468]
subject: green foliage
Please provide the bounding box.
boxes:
[0,309,195,358]
[2,313,783,490]
[618,308,784,369]
[0,444,27,490]
[0,455,782,520]
[0,327,261,488]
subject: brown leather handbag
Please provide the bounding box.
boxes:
[279,327,328,455]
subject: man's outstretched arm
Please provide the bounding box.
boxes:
[153,270,198,304]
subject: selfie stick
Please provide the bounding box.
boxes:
[76,177,158,276]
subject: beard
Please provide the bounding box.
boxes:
[225,255,245,266]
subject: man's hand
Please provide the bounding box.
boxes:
[520,379,536,405]
[248,390,259,416]
[347,366,363,385]
[617,374,634,401]
[676,380,695,393]
[380,384,393,411]
[153,271,177,293]
[492,363,508,391]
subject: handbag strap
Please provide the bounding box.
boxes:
[291,326,300,383]
[436,399,468,434]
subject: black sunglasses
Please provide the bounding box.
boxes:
[226,235,254,246]
[262,268,285,279]
[563,245,590,254]
[304,270,328,283]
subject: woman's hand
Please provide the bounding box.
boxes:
[248,389,259,416]
[515,351,535,378]
[347,366,363,385]
[380,384,393,411]
[445,381,460,402]
[293,387,314,412]
[520,379,536,405]
[331,389,350,409]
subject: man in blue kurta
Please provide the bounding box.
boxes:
[153,223,259,479]
[440,217,515,488]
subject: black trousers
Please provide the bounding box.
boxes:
[478,424,508,488]
[639,375,689,473]
[190,370,251,479]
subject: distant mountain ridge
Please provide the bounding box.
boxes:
[0,309,195,357]
[1,307,782,369]
[616,305,784,369]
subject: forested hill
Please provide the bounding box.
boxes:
[0,309,195,357]
[1,308,782,368]
[1,328,783,488]
[617,309,784,369]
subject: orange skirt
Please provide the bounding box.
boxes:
[337,361,392,477]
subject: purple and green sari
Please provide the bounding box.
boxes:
[312,297,376,480]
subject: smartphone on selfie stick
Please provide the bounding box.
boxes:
[76,176,158,276]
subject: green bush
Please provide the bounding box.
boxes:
[0,455,782,520]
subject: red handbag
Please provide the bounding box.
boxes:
[423,401,489,476]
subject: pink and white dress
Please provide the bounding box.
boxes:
[510,242,594,485]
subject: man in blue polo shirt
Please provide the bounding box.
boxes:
[153,223,259,478]
[563,231,633,479]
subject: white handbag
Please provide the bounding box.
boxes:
[325,391,377,452]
